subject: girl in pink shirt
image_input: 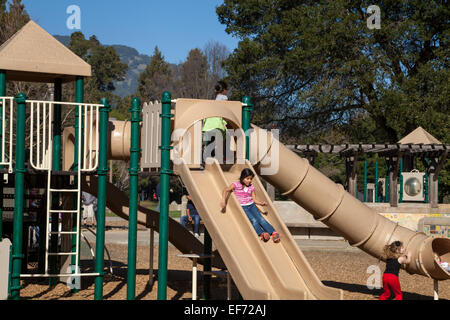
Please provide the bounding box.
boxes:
[221,168,280,243]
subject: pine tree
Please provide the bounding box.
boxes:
[67,32,128,102]
[217,0,449,144]
[0,0,29,45]
[136,46,173,102]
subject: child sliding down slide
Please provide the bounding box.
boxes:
[221,168,280,243]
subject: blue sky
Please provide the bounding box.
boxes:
[21,0,239,63]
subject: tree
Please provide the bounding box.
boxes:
[67,32,128,102]
[0,0,29,45]
[177,48,210,99]
[136,46,173,102]
[203,40,230,98]
[217,0,449,144]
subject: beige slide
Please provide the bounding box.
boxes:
[250,125,450,281]
[175,158,344,300]
[81,176,225,269]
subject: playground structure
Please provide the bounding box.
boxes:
[0,21,449,300]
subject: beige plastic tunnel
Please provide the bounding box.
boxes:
[249,125,450,281]
[63,120,132,170]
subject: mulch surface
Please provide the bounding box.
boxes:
[19,243,449,300]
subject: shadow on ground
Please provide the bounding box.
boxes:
[323,280,443,300]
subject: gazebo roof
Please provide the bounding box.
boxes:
[0,20,91,83]
[398,126,442,145]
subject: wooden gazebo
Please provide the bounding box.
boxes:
[286,127,448,208]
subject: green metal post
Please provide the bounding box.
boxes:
[363,160,367,202]
[241,96,254,160]
[157,91,173,300]
[70,76,84,292]
[10,93,27,300]
[94,98,111,300]
[49,79,62,286]
[127,97,141,300]
[0,70,5,241]
[399,158,403,203]
[375,162,379,203]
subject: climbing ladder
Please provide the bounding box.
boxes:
[21,99,102,278]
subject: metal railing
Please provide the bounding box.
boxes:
[0,97,14,173]
[29,100,102,172]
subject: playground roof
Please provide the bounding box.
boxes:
[0,20,91,83]
[398,126,442,145]
[286,127,448,158]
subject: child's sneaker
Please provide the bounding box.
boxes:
[272,231,280,243]
[260,232,270,242]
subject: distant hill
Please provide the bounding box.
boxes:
[54,35,151,98]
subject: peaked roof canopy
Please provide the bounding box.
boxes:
[398,126,442,145]
[0,20,91,83]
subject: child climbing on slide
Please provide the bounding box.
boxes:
[379,240,411,300]
[220,168,280,243]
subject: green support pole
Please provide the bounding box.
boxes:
[127,97,141,300]
[49,79,62,286]
[157,91,173,300]
[375,162,379,203]
[10,92,27,300]
[94,98,111,300]
[399,158,403,203]
[241,96,254,160]
[363,160,367,202]
[70,76,84,292]
[0,70,5,241]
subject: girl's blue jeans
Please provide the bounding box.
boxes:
[241,203,275,236]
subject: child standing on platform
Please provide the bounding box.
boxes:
[201,81,229,167]
[220,168,280,243]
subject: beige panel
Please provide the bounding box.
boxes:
[172,98,244,170]
[251,125,450,281]
[174,98,242,132]
[0,239,11,300]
